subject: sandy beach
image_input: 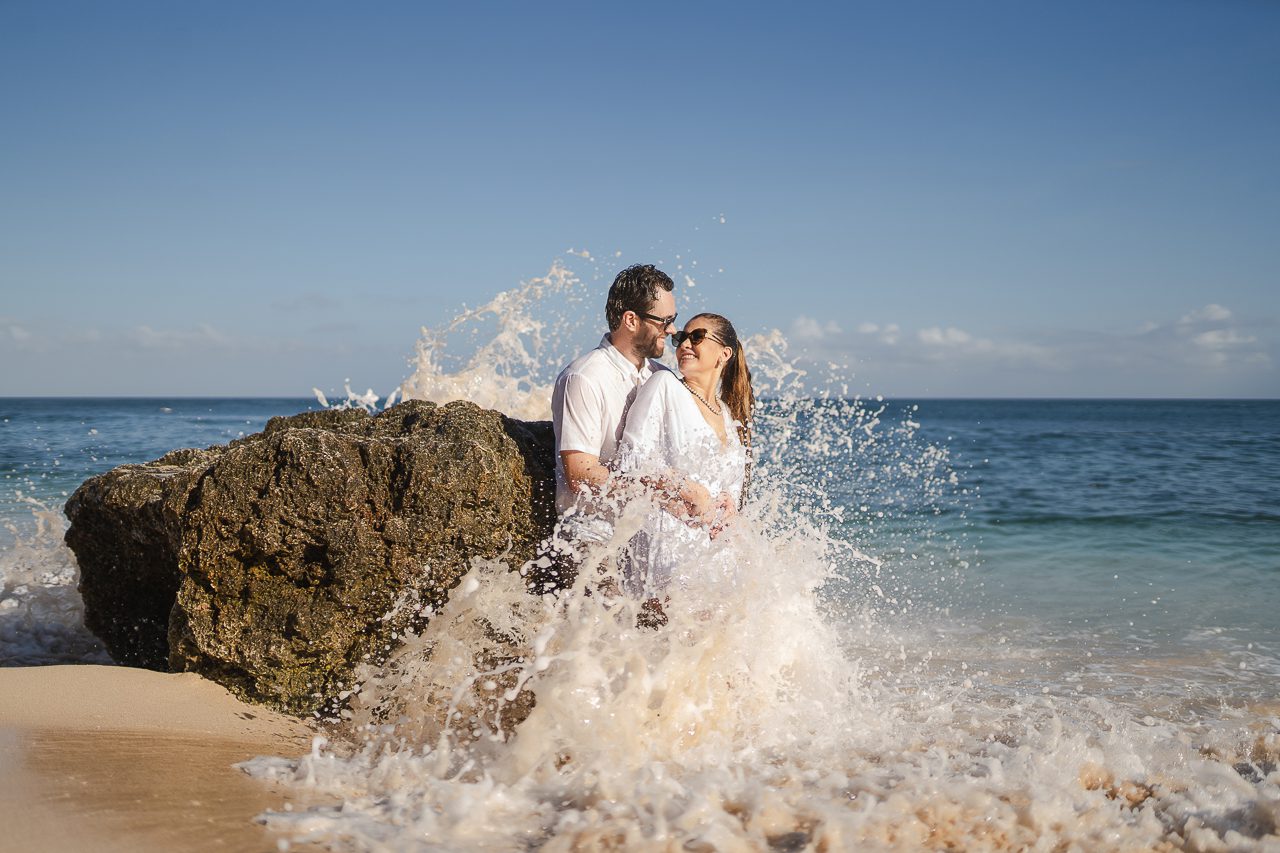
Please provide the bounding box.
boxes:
[0,665,325,853]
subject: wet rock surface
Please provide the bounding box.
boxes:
[64,400,555,715]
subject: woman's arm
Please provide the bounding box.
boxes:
[616,372,721,528]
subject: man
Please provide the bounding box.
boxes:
[551,263,677,519]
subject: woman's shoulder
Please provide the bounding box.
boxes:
[650,366,680,389]
[642,366,682,393]
[627,368,686,427]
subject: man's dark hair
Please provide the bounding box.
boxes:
[605,264,675,331]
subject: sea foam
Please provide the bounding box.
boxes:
[242,256,1279,851]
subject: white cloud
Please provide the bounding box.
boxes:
[1160,304,1269,370]
[1045,303,1270,374]
[766,302,1273,395]
[1180,304,1232,325]
[912,325,1056,366]
[800,304,1268,374]
[789,315,1056,370]
[918,326,973,346]
[790,316,842,341]
[0,317,42,351]
[855,321,899,344]
[1193,328,1254,347]
[1192,328,1257,354]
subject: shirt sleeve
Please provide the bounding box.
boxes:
[555,371,607,456]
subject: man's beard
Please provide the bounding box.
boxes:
[637,329,665,360]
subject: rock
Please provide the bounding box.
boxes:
[65,446,224,669]
[64,400,556,715]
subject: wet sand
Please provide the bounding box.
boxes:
[0,665,327,853]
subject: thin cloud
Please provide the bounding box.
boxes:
[0,317,45,352]
[127,323,232,350]
[1180,304,1232,325]
[305,321,361,335]
[918,326,972,346]
[271,292,342,312]
[787,302,1273,380]
[914,326,1056,366]
[5,324,33,346]
[858,322,901,345]
[1146,303,1269,370]
[790,316,842,341]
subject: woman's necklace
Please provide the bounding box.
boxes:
[681,378,722,416]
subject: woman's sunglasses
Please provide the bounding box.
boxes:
[670,328,724,348]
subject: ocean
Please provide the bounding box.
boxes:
[1,391,1276,849]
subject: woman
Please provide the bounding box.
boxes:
[614,313,755,597]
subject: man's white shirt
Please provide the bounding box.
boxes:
[551,334,666,514]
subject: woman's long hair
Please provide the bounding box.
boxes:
[692,313,755,503]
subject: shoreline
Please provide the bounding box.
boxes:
[0,665,327,853]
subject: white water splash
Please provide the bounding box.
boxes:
[394,261,591,421]
[248,494,1280,850]
[244,261,1279,851]
[0,495,108,665]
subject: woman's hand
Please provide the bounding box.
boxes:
[655,477,733,536]
[677,479,716,526]
[709,492,737,539]
[676,482,738,537]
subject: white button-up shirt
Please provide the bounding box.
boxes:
[551,335,665,513]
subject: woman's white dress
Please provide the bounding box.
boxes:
[615,370,747,596]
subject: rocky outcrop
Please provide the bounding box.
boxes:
[64,400,555,715]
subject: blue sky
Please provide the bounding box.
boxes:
[1,1,1277,397]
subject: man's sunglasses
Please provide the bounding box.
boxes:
[635,310,678,328]
[670,328,724,348]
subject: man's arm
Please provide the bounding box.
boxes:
[555,369,610,503]
[561,450,610,498]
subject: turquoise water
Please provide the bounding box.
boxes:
[909,399,1278,713]
[923,400,1278,616]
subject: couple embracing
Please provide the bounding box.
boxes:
[549,263,755,600]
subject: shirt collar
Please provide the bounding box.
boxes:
[599,334,652,383]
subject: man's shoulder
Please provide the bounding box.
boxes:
[556,349,599,382]
[558,343,623,383]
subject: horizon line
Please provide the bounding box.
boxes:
[1,394,1277,403]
